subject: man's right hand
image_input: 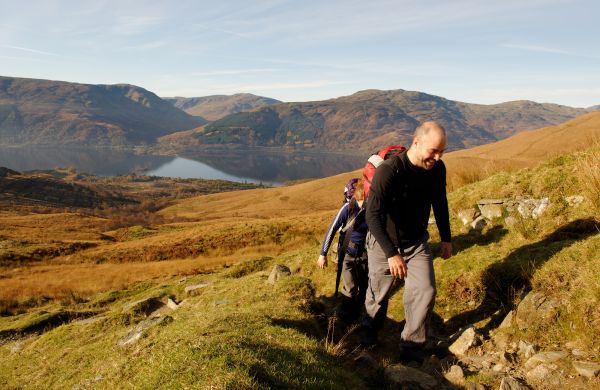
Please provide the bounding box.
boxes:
[388,254,407,279]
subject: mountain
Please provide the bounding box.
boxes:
[588,104,600,111]
[0,76,205,147]
[196,89,590,151]
[165,93,281,121]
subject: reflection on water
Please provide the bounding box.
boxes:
[0,147,366,185]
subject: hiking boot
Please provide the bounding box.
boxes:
[398,341,427,364]
[359,328,378,349]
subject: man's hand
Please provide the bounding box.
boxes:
[440,242,452,259]
[387,254,407,279]
[317,255,328,269]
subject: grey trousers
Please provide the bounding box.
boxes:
[364,231,435,344]
[341,253,368,301]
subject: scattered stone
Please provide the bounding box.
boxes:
[267,264,291,284]
[184,282,211,295]
[477,199,504,219]
[504,216,518,227]
[524,351,568,370]
[500,350,517,364]
[74,316,106,326]
[572,361,600,378]
[166,298,179,310]
[458,208,481,225]
[492,331,510,350]
[571,349,586,357]
[118,315,173,347]
[353,351,378,369]
[498,310,514,329]
[213,300,228,306]
[564,195,584,206]
[493,363,505,373]
[515,291,559,330]
[471,216,487,230]
[517,197,549,219]
[518,340,540,359]
[449,326,479,356]
[500,375,529,390]
[526,363,557,382]
[384,363,438,389]
[444,365,465,386]
[10,342,23,353]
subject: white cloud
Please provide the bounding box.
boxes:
[110,15,163,36]
[501,43,570,55]
[1,45,60,56]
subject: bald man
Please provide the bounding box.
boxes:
[362,121,452,360]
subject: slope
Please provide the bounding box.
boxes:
[165,93,281,121]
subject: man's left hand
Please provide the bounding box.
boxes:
[440,242,452,259]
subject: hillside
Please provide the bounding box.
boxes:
[0,76,205,147]
[165,93,280,121]
[1,141,599,388]
[194,89,591,151]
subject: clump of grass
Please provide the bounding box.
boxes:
[575,145,600,217]
[223,256,274,278]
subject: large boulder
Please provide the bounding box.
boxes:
[515,291,559,330]
[477,199,505,219]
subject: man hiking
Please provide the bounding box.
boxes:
[362,121,452,361]
[317,179,368,324]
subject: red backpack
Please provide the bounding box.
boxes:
[362,145,406,198]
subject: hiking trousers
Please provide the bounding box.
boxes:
[341,252,368,302]
[364,231,435,344]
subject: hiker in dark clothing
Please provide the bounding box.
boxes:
[362,121,452,359]
[317,180,368,323]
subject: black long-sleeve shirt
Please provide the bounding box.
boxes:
[366,151,451,258]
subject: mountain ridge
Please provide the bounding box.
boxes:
[165,93,281,121]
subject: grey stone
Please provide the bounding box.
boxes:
[504,216,518,227]
[184,282,211,295]
[524,351,568,370]
[499,375,529,390]
[572,361,600,378]
[493,363,506,372]
[518,340,539,359]
[498,310,514,329]
[384,363,438,389]
[458,208,481,225]
[449,326,479,356]
[471,216,487,230]
[515,291,559,330]
[353,351,378,369]
[526,363,557,382]
[267,264,291,284]
[118,315,173,347]
[166,298,179,310]
[564,195,584,206]
[477,202,504,219]
[213,300,228,306]
[517,197,549,219]
[444,365,465,385]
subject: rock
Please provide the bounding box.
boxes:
[504,216,518,227]
[10,342,23,353]
[517,197,549,219]
[526,363,557,382]
[118,315,173,347]
[498,310,514,329]
[493,363,505,372]
[449,326,479,356]
[492,331,510,350]
[524,351,568,370]
[515,291,559,330]
[499,375,529,390]
[571,349,586,357]
[572,361,600,378]
[267,264,291,284]
[444,365,465,385]
[471,216,487,230]
[564,195,584,206]
[500,351,517,364]
[184,282,211,295]
[458,208,481,225]
[353,351,378,369]
[384,363,438,389]
[166,298,179,310]
[477,199,504,219]
[518,340,539,359]
[213,300,228,306]
[121,297,164,316]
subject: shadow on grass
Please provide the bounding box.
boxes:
[445,218,599,333]
[431,224,509,256]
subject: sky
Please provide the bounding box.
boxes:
[1,0,599,107]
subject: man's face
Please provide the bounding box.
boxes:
[414,131,447,170]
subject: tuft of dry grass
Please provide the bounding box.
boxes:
[575,145,600,216]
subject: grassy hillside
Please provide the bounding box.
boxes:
[165,94,281,121]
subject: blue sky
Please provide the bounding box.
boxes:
[1,0,599,107]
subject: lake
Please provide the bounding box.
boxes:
[0,147,366,186]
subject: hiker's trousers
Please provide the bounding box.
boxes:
[364,231,435,344]
[341,253,368,303]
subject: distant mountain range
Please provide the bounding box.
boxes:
[165,94,281,121]
[0,76,598,151]
[0,76,204,147]
[196,89,594,151]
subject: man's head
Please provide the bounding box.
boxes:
[407,121,447,170]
